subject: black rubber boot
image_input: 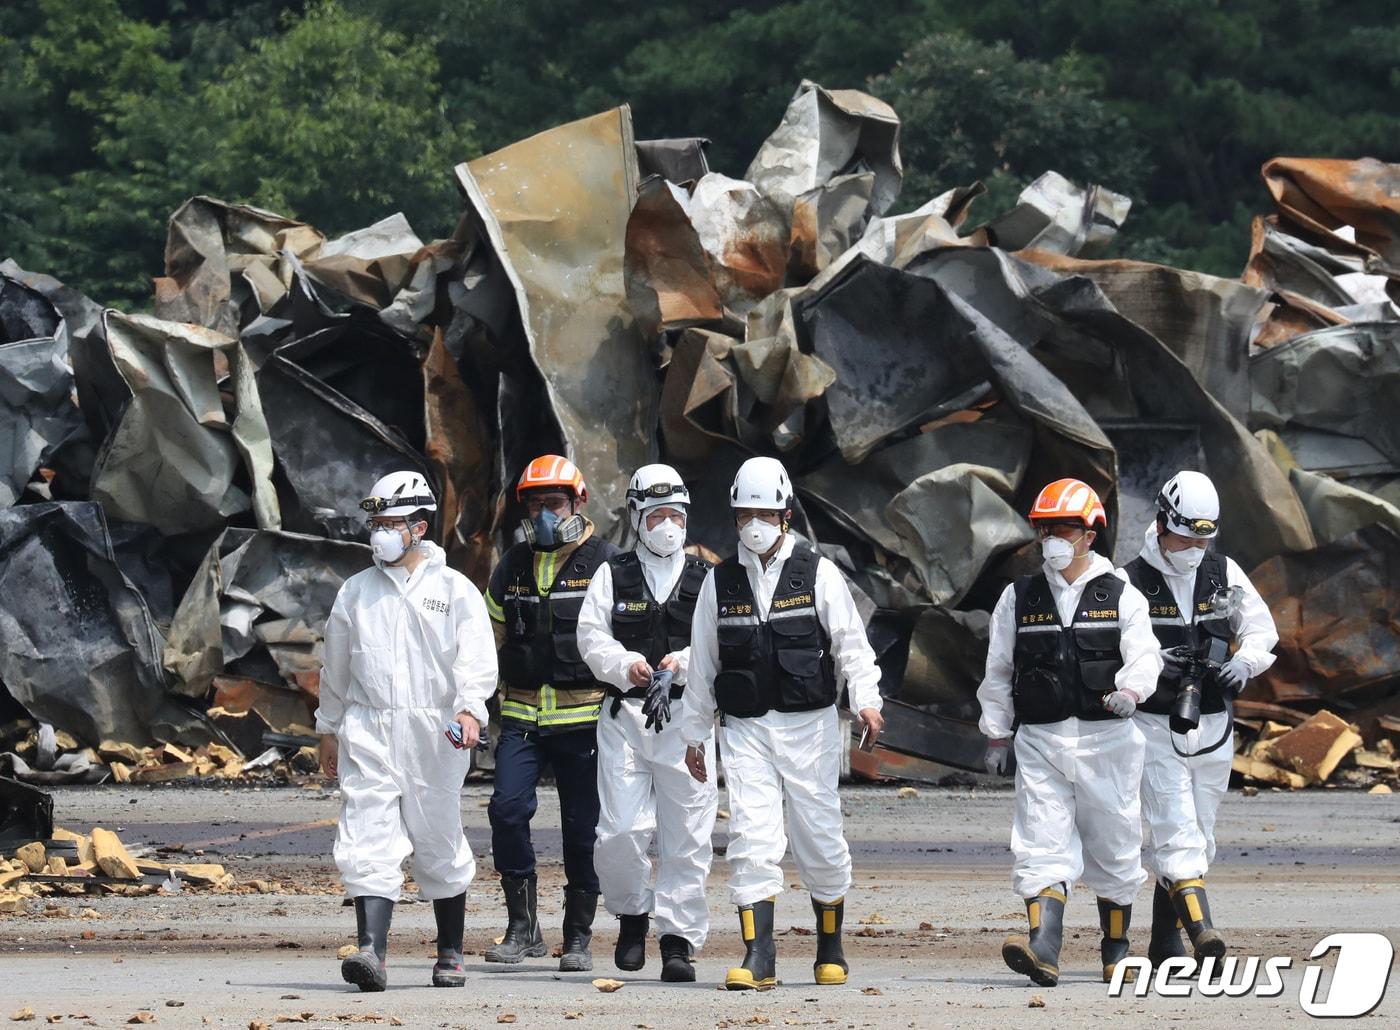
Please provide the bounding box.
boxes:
[725,898,777,990]
[1096,897,1134,984]
[812,896,848,985]
[1169,878,1226,961]
[484,876,547,964]
[341,896,393,992]
[614,913,649,971]
[559,889,598,972]
[1001,884,1065,987]
[431,893,467,987]
[1148,881,1187,966]
[659,934,696,982]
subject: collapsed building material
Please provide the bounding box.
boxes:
[1262,710,1364,785]
[0,777,52,851]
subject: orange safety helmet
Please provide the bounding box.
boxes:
[516,454,588,503]
[1029,478,1106,528]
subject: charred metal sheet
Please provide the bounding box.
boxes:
[156,196,324,338]
[1287,466,1400,544]
[795,256,987,462]
[1260,157,1400,271]
[1251,525,1400,705]
[89,312,279,535]
[0,502,216,746]
[746,80,903,223]
[1251,322,1400,469]
[455,107,657,536]
[1019,252,1269,421]
[1100,421,1205,562]
[689,173,789,316]
[869,696,996,773]
[636,137,711,186]
[165,528,369,700]
[980,171,1130,257]
[625,175,724,340]
[257,321,432,540]
[788,171,876,279]
[302,212,426,311]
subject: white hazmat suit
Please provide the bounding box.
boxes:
[316,541,497,901]
[977,552,1162,905]
[1132,526,1278,883]
[577,544,719,949]
[677,535,882,906]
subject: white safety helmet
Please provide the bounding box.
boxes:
[729,456,792,511]
[1157,470,1219,539]
[360,470,437,518]
[626,463,690,529]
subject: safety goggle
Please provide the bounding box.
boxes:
[628,483,686,501]
[360,494,434,513]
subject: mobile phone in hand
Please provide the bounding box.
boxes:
[858,723,875,753]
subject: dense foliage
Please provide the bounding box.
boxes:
[3,0,1396,306]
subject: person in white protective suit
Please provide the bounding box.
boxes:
[977,477,1162,987]
[677,456,885,991]
[576,464,719,982]
[1121,471,1277,967]
[316,470,497,993]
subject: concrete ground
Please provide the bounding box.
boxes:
[3,782,1398,1028]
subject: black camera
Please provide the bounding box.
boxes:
[1168,585,1243,734]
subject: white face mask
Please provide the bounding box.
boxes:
[739,516,783,554]
[1041,534,1081,571]
[642,516,684,557]
[370,526,411,564]
[1164,543,1206,573]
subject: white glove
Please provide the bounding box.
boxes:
[1103,689,1140,718]
[984,739,1010,775]
[1217,657,1250,697]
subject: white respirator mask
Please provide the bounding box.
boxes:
[370,527,411,564]
[1041,534,1079,571]
[1164,543,1207,574]
[739,516,783,554]
[642,516,685,557]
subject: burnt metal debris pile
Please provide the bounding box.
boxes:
[2,82,1399,786]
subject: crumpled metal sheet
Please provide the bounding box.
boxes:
[979,171,1131,257]
[90,312,279,535]
[1251,322,1400,471]
[156,196,325,338]
[256,324,432,540]
[636,137,711,186]
[0,502,216,746]
[745,80,903,223]
[1019,251,1269,421]
[0,775,53,848]
[1251,525,1400,705]
[1260,157,1400,272]
[624,175,724,339]
[689,173,790,316]
[455,107,657,535]
[906,246,1313,567]
[886,464,1035,606]
[788,171,876,280]
[164,528,370,701]
[0,275,87,506]
[1289,466,1400,544]
[302,212,426,311]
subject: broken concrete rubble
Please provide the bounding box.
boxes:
[0,81,1396,779]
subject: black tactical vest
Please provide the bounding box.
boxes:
[1011,572,1125,724]
[608,551,712,666]
[1123,551,1234,715]
[712,546,836,718]
[497,536,617,689]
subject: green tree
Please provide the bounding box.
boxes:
[868,33,1152,217]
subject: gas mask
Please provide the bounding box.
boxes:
[739,516,783,554]
[1041,533,1082,571]
[521,508,586,551]
[1164,542,1207,574]
[641,514,685,557]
